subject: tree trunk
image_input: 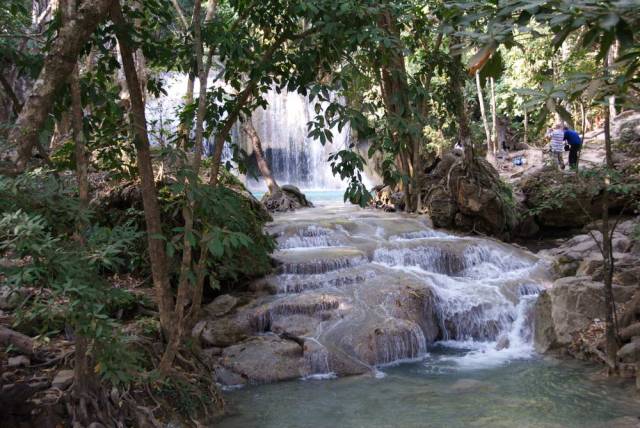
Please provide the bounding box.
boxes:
[475,71,491,156]
[523,107,528,147]
[608,42,618,120]
[602,107,617,370]
[208,28,314,186]
[209,86,254,186]
[601,52,617,371]
[70,71,88,213]
[5,0,113,175]
[63,0,95,404]
[192,0,217,172]
[111,0,174,337]
[489,77,497,154]
[242,115,279,194]
[451,37,473,162]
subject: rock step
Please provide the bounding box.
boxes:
[275,247,368,275]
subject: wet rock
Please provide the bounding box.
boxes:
[262,185,313,212]
[214,365,247,386]
[204,294,239,318]
[534,277,635,353]
[221,335,305,383]
[51,370,74,390]
[495,335,510,351]
[252,292,340,333]
[7,355,30,368]
[275,247,367,275]
[617,338,640,363]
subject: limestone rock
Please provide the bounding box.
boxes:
[195,314,253,347]
[534,276,634,353]
[221,335,304,383]
[204,294,239,318]
[421,151,518,238]
[520,167,640,229]
[214,365,247,386]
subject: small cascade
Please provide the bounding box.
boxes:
[302,339,333,378]
[375,319,428,365]
[240,204,552,381]
[271,268,376,294]
[277,248,368,275]
[277,225,342,249]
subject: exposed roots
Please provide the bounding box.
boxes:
[262,185,313,212]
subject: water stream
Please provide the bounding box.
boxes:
[215,197,640,427]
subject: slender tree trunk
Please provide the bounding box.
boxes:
[475,71,491,156]
[489,77,497,154]
[601,52,617,371]
[0,73,22,116]
[242,116,279,194]
[111,0,174,338]
[376,9,415,211]
[5,0,113,175]
[523,107,528,147]
[602,108,617,370]
[70,71,88,214]
[209,86,254,186]
[451,37,473,162]
[62,0,94,408]
[608,42,618,120]
[208,29,313,186]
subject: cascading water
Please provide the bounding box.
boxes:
[216,206,640,428]
[232,88,351,191]
[144,73,353,191]
[250,203,553,379]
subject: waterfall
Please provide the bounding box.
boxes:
[233,88,351,191]
[258,204,552,375]
[145,73,352,191]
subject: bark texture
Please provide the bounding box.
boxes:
[111,1,174,336]
[242,116,279,194]
[6,0,113,174]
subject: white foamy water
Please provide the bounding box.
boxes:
[262,203,553,377]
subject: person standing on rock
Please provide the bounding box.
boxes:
[563,126,582,169]
[546,123,566,170]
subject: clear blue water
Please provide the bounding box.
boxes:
[251,189,347,204]
[217,346,640,428]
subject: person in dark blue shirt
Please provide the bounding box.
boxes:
[564,127,582,169]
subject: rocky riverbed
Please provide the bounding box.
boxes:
[194,203,554,386]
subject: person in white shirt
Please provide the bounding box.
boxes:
[546,122,566,170]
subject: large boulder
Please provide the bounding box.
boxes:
[519,165,640,229]
[421,152,518,238]
[261,185,313,212]
[193,313,254,348]
[534,276,635,353]
[220,335,305,383]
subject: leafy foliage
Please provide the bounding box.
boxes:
[0,172,142,385]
